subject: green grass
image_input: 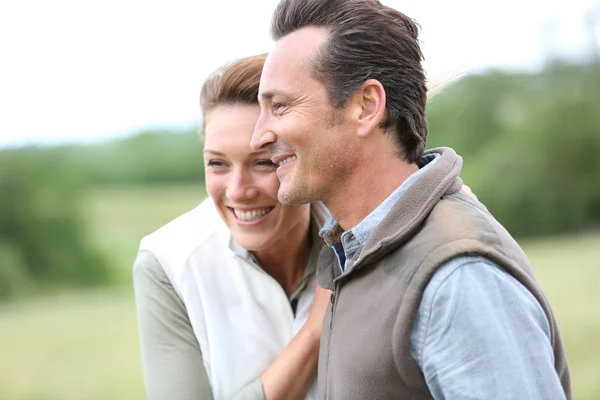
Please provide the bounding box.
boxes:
[523,233,600,399]
[0,289,144,400]
[0,184,598,399]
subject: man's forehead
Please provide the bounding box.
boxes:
[259,54,303,99]
[270,26,328,66]
[260,27,329,96]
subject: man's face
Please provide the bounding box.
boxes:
[251,27,356,206]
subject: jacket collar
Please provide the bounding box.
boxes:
[317,147,463,288]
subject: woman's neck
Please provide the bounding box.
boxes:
[253,214,312,297]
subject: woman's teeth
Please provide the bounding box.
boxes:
[278,155,297,166]
[234,207,273,222]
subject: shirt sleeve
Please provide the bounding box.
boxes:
[233,379,266,400]
[133,250,266,400]
[410,255,566,400]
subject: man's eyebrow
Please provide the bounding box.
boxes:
[259,89,285,101]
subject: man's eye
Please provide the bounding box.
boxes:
[256,159,277,167]
[273,102,286,112]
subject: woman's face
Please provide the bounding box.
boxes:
[203,104,310,252]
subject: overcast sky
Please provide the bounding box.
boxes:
[1,0,598,148]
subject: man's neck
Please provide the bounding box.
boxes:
[326,156,419,231]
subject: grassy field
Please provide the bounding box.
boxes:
[524,233,600,399]
[0,185,598,399]
[0,289,143,400]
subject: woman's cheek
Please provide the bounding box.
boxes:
[265,175,282,198]
[205,175,222,200]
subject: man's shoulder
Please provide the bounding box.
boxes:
[380,192,528,288]
[429,192,496,237]
[414,191,518,256]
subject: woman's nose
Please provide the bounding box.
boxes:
[226,170,258,201]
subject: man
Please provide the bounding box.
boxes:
[251,0,571,399]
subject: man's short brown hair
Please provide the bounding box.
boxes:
[271,0,427,163]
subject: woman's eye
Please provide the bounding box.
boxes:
[207,160,225,168]
[273,102,286,112]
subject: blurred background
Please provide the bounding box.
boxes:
[1,0,599,399]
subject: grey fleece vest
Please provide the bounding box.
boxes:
[316,147,571,400]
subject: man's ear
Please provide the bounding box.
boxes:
[353,79,386,138]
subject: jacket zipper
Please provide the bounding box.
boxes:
[324,283,339,400]
[329,290,335,328]
[323,261,363,399]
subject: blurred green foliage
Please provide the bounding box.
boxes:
[73,129,204,186]
[427,61,600,236]
[0,62,598,397]
[0,149,111,300]
[1,61,599,300]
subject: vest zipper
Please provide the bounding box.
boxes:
[329,291,335,328]
[324,283,339,400]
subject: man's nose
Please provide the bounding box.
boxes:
[251,115,277,151]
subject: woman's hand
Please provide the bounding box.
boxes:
[260,282,330,399]
[460,184,478,200]
[303,282,333,336]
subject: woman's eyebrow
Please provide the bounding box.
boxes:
[203,149,224,156]
[203,149,269,157]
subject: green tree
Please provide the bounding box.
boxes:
[427,61,600,236]
[0,149,111,300]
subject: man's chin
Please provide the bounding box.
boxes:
[277,191,298,206]
[277,185,302,206]
[278,183,314,206]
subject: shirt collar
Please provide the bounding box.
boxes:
[320,152,440,254]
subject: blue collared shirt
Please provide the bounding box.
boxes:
[322,154,566,399]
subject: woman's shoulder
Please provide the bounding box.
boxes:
[135,197,230,290]
[138,198,227,261]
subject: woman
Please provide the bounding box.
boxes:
[133,54,331,400]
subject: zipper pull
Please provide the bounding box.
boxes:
[329,291,336,328]
[330,291,335,312]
